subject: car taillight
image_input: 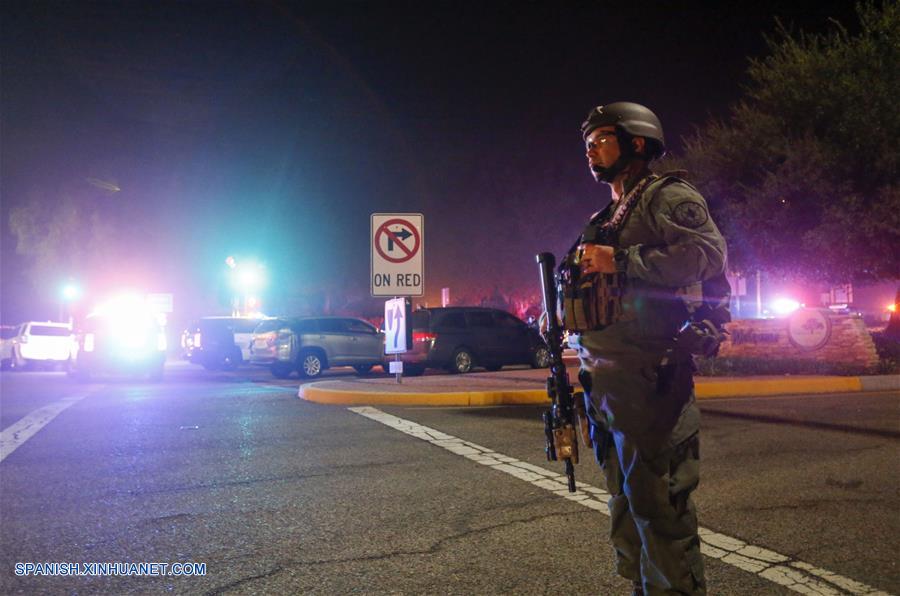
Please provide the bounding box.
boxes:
[413,332,436,343]
[84,333,95,352]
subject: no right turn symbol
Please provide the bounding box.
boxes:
[374,218,421,263]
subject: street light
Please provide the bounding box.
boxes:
[226,258,266,316]
[60,281,81,322]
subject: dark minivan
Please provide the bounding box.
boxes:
[181,316,264,371]
[400,307,550,375]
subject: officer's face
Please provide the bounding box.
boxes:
[585,127,620,182]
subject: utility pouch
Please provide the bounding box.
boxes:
[561,271,626,332]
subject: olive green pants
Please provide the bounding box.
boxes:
[600,428,706,595]
[584,359,706,595]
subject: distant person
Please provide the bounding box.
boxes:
[564,102,727,595]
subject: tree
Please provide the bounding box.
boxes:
[671,1,900,284]
[8,188,122,298]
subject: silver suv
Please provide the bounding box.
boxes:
[250,316,385,379]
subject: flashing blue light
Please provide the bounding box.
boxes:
[62,283,81,301]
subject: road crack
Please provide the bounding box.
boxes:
[203,510,588,594]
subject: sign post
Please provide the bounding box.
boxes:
[372,213,423,382]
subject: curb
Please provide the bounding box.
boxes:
[299,375,899,407]
[694,376,863,398]
[299,385,549,406]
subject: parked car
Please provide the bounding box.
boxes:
[181,316,268,371]
[246,317,290,369]
[5,321,73,370]
[250,316,385,379]
[1,325,19,369]
[399,307,551,375]
[70,300,167,381]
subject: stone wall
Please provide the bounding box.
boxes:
[718,311,879,369]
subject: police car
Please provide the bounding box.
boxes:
[69,297,167,381]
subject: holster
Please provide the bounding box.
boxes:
[651,351,698,437]
[578,369,613,467]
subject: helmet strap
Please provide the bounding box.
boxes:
[592,158,628,183]
[592,130,635,183]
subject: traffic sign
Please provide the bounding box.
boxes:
[384,297,412,354]
[371,213,424,296]
[146,293,174,313]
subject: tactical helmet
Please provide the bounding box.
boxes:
[581,102,666,159]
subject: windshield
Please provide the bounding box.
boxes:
[253,319,286,334]
[410,310,432,330]
[29,325,72,337]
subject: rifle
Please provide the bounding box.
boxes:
[536,252,581,492]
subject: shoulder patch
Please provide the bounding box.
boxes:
[672,201,709,228]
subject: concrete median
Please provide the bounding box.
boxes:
[297,368,899,406]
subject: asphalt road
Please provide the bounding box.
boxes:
[1,362,897,595]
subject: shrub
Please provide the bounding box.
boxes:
[871,331,900,374]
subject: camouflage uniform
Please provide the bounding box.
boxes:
[570,171,727,595]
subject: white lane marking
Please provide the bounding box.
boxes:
[349,406,893,596]
[0,396,87,463]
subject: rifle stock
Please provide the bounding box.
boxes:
[536,252,579,492]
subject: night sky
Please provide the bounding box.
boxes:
[0,0,860,324]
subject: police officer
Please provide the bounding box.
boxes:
[570,102,727,595]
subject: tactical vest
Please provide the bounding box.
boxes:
[559,174,657,332]
[559,173,732,348]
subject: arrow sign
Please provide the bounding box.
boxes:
[384,297,411,354]
[387,228,413,251]
[390,304,402,349]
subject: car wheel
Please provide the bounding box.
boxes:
[11,347,25,371]
[271,362,293,379]
[221,348,241,371]
[298,350,324,379]
[353,364,373,376]
[531,346,551,368]
[450,348,474,374]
